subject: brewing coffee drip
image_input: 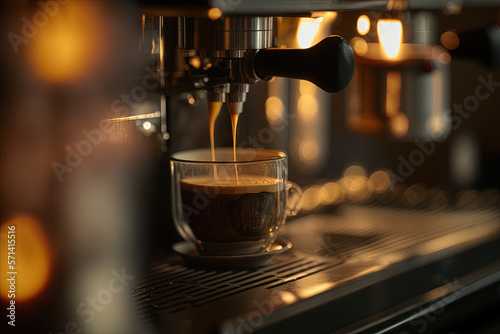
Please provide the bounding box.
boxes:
[190,16,354,186]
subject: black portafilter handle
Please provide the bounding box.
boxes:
[448,22,500,68]
[253,36,355,93]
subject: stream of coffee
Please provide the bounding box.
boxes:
[208,101,240,184]
[208,101,223,178]
[230,112,240,185]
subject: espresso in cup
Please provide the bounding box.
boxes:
[180,175,285,255]
[170,148,302,256]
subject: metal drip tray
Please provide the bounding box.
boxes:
[134,205,500,334]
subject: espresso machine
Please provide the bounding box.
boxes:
[1,1,500,334]
[126,1,500,333]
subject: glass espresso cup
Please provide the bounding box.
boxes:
[170,148,302,256]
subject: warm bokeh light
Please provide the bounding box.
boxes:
[352,37,368,56]
[189,56,202,69]
[142,121,152,130]
[297,165,490,211]
[457,190,480,208]
[342,165,372,202]
[277,291,298,304]
[368,170,391,193]
[0,215,52,302]
[440,30,460,50]
[301,185,323,211]
[299,80,317,96]
[207,7,222,21]
[297,95,318,117]
[299,139,320,163]
[427,187,450,210]
[297,18,322,48]
[386,71,401,117]
[342,175,367,193]
[320,182,342,205]
[357,15,371,35]
[311,11,338,21]
[343,164,367,178]
[389,112,409,137]
[377,19,403,58]
[402,184,427,206]
[27,1,105,83]
[438,52,452,64]
[265,96,285,126]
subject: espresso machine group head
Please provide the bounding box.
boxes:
[178,15,355,115]
[139,1,357,122]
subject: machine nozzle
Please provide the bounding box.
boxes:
[208,84,229,103]
[228,102,244,115]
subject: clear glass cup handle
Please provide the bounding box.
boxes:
[286,181,303,216]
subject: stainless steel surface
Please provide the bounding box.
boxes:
[133,206,500,333]
[140,0,390,16]
[207,0,392,14]
[140,0,500,16]
[408,11,438,45]
[346,44,451,140]
[177,16,273,105]
[178,17,274,59]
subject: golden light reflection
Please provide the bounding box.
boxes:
[416,224,495,257]
[377,19,403,58]
[428,187,450,210]
[299,80,317,96]
[28,1,104,83]
[457,190,480,208]
[438,52,452,64]
[189,56,202,69]
[440,30,460,50]
[302,185,323,211]
[277,291,298,304]
[353,37,368,56]
[297,95,318,117]
[312,11,338,21]
[0,215,52,302]
[107,112,161,123]
[297,18,322,48]
[265,96,285,126]
[389,112,409,137]
[369,170,391,193]
[343,165,367,178]
[207,7,222,21]
[299,140,320,163]
[299,165,461,210]
[357,15,371,35]
[143,121,152,130]
[296,282,335,299]
[386,71,401,117]
[320,182,343,205]
[342,175,367,193]
[402,184,427,206]
[341,165,372,202]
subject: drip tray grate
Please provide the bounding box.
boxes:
[133,253,346,313]
[134,205,500,325]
